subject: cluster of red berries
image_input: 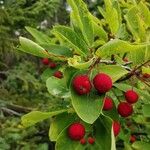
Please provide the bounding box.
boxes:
[117,89,139,117]
[42,58,63,79]
[72,73,112,95]
[67,122,95,145]
[68,121,121,143]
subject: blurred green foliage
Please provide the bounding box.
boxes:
[0,0,69,149]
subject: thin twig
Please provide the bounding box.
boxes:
[118,60,150,82]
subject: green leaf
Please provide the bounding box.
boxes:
[125,6,146,42]
[94,115,116,150]
[95,39,149,60]
[116,24,130,40]
[92,21,108,42]
[46,76,70,98]
[53,25,89,56]
[70,72,104,124]
[132,141,150,150]
[56,115,116,150]
[138,2,150,28]
[98,65,128,82]
[55,126,84,150]
[19,37,49,58]
[49,113,76,141]
[68,55,96,70]
[25,26,51,44]
[112,0,122,26]
[40,44,73,60]
[98,6,106,18]
[104,0,120,34]
[142,104,150,117]
[67,0,94,45]
[21,109,68,127]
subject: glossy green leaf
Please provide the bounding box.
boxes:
[49,113,76,141]
[25,26,51,44]
[21,109,68,127]
[53,25,89,56]
[40,44,73,60]
[55,126,84,150]
[19,37,48,58]
[70,72,104,124]
[56,115,116,150]
[93,115,116,150]
[46,76,70,98]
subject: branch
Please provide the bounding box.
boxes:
[118,60,150,82]
[1,107,22,116]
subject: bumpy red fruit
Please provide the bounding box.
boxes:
[125,90,139,104]
[42,58,49,65]
[49,62,57,69]
[88,137,95,144]
[113,121,121,136]
[72,75,92,95]
[68,123,85,141]
[80,138,86,145]
[53,71,63,79]
[117,102,133,117]
[130,135,136,143]
[103,97,113,111]
[93,73,112,93]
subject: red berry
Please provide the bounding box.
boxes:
[117,102,133,117]
[68,123,85,141]
[103,97,113,111]
[80,138,86,145]
[49,62,57,69]
[53,71,63,79]
[93,73,112,94]
[130,135,136,143]
[113,121,121,137]
[123,58,128,62]
[125,90,139,104]
[143,73,150,78]
[72,75,92,95]
[42,58,49,65]
[88,137,95,144]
